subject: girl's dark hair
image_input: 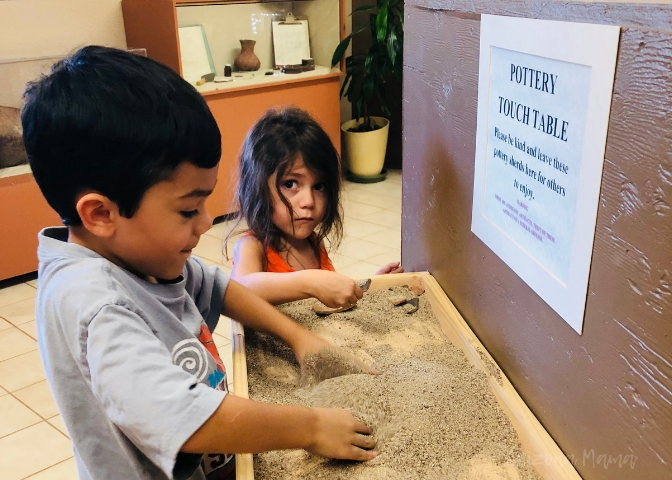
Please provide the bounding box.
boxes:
[228,107,343,258]
[22,46,221,225]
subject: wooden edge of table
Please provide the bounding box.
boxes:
[230,319,254,478]
[230,272,580,480]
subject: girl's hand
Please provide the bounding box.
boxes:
[375,261,405,275]
[305,270,364,308]
[307,408,377,460]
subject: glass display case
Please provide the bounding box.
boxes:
[122,0,345,218]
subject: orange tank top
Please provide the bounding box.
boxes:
[245,232,335,273]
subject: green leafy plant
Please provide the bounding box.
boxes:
[331,0,404,132]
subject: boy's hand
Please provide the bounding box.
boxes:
[290,329,332,364]
[292,331,381,377]
[375,261,405,275]
[307,408,377,461]
[305,270,363,308]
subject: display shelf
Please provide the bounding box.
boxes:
[122,0,345,218]
[195,66,340,95]
[0,164,31,179]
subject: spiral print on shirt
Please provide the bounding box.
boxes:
[171,339,210,382]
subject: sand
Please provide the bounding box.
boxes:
[245,287,542,480]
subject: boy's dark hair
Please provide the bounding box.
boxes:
[230,107,343,258]
[22,45,221,226]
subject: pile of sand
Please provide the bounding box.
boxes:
[245,287,541,479]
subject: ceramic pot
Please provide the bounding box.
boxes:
[341,116,389,177]
[234,39,261,71]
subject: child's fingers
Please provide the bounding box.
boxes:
[353,433,376,451]
[347,446,378,461]
[353,421,372,435]
[374,261,402,275]
[353,284,364,300]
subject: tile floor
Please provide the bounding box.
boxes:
[0,170,402,479]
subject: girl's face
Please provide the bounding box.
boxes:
[269,156,327,243]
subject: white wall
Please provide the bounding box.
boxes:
[0,0,359,120]
[0,0,126,108]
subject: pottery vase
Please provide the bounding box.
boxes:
[234,39,261,71]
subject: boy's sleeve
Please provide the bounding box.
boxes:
[186,257,230,332]
[86,304,226,478]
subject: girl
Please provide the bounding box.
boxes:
[228,107,403,309]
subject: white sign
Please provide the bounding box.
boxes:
[471,15,620,333]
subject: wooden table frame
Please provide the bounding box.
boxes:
[229,272,581,480]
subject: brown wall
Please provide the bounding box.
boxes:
[402,2,672,479]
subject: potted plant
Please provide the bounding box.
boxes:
[331,0,404,182]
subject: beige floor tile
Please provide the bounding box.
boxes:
[0,350,46,392]
[0,284,36,309]
[204,222,227,240]
[205,223,244,260]
[198,258,233,277]
[366,250,402,269]
[361,228,402,250]
[13,380,59,419]
[381,196,403,212]
[0,422,72,480]
[385,170,402,183]
[0,317,12,332]
[24,457,77,480]
[343,202,384,220]
[358,209,402,228]
[0,385,7,396]
[0,394,42,438]
[18,320,37,340]
[329,253,360,271]
[346,190,401,211]
[214,317,232,341]
[342,218,388,239]
[338,238,390,261]
[338,261,381,279]
[0,327,38,362]
[47,415,69,438]
[0,297,36,326]
[192,234,228,264]
[26,279,40,289]
[341,180,360,191]
[351,182,401,200]
[340,187,375,203]
[212,333,230,351]
[339,187,361,204]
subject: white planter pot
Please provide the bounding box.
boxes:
[341,116,389,177]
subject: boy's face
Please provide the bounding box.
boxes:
[111,162,218,281]
[269,156,327,243]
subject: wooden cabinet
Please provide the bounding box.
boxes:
[0,171,61,281]
[121,0,345,218]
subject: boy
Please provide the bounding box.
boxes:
[22,46,376,480]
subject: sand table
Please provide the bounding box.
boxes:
[245,287,541,479]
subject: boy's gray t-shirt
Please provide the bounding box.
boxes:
[36,227,231,480]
